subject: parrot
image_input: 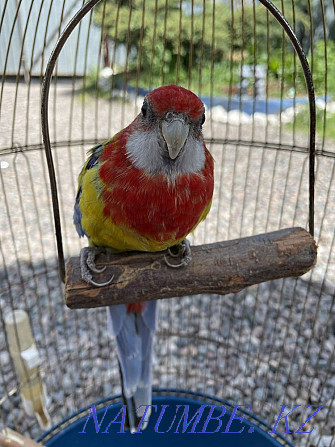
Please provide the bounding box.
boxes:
[73,84,214,432]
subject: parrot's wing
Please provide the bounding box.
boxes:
[73,188,86,237]
[73,144,103,238]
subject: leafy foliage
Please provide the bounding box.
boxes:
[310,40,335,97]
[93,0,335,98]
[94,1,230,78]
[287,104,335,141]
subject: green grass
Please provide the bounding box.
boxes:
[287,106,335,141]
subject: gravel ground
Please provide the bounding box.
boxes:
[0,80,334,446]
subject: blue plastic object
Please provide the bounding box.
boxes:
[39,390,293,447]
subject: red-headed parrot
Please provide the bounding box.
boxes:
[74,84,214,431]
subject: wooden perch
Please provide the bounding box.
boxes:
[65,227,317,309]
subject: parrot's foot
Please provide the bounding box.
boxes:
[79,247,114,287]
[164,239,192,268]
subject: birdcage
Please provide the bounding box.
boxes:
[1,1,334,446]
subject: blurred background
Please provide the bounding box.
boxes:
[0,1,334,446]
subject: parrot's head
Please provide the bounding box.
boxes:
[126,84,206,177]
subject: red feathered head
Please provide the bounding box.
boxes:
[147,84,205,121]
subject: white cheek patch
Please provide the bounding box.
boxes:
[126,129,206,176]
[181,136,206,173]
[126,129,162,172]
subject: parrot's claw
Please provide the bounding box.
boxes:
[86,249,106,273]
[164,239,192,268]
[79,247,114,287]
[166,246,181,258]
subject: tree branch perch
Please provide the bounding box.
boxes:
[65,227,317,309]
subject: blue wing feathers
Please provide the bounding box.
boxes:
[86,144,103,169]
[73,144,103,238]
[73,188,87,237]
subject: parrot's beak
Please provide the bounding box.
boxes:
[161,117,190,160]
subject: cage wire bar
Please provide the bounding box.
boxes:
[1,0,335,446]
[41,0,101,283]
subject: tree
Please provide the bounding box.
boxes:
[92,0,315,95]
[93,0,230,76]
[313,0,335,43]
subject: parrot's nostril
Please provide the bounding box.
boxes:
[165,111,186,123]
[165,111,174,121]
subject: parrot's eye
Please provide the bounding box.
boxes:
[141,103,147,117]
[201,113,205,125]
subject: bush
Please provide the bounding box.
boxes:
[92,1,334,99]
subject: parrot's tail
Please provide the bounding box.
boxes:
[107,302,157,433]
[118,362,144,432]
